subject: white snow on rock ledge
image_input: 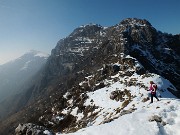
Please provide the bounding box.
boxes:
[57,73,180,135]
[28,50,50,58]
[59,99,180,135]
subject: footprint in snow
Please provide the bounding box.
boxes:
[166,118,175,125]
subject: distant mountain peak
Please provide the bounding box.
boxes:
[26,50,50,58]
[79,23,102,28]
[120,18,152,27]
[69,23,103,37]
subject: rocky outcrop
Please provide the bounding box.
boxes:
[15,123,54,135]
[149,115,166,126]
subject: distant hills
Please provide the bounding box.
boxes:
[0,50,49,120]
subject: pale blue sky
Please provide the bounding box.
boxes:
[0,0,180,64]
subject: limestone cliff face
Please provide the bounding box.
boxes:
[48,24,103,75]
[43,18,179,95]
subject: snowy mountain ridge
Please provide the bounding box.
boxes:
[59,99,180,135]
[0,18,179,135]
[58,73,180,135]
[55,56,178,135]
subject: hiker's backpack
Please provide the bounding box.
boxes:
[152,84,157,93]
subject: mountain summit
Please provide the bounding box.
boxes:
[0,18,179,135]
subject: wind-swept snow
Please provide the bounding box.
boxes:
[57,72,179,135]
[59,98,180,135]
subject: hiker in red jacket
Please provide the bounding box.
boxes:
[148,81,159,103]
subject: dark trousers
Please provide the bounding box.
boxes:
[151,93,159,103]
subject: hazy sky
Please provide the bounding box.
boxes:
[0,0,179,64]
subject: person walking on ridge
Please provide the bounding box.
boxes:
[148,81,159,103]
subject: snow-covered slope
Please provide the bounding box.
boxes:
[56,67,179,135]
[60,99,180,135]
